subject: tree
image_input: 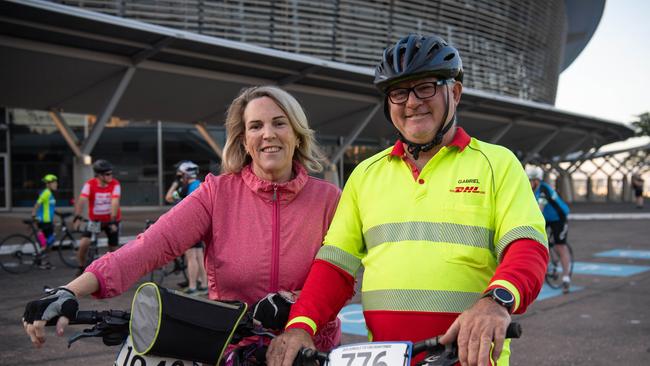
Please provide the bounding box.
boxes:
[631,112,650,136]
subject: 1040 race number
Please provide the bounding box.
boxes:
[113,337,199,366]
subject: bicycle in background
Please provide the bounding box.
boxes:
[545,230,575,289]
[146,219,189,287]
[0,218,51,273]
[80,219,105,267]
[53,212,83,268]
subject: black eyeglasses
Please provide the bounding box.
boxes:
[101,172,113,176]
[386,79,455,104]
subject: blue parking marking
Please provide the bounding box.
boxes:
[537,284,583,300]
[594,250,650,260]
[573,261,650,277]
[338,304,368,336]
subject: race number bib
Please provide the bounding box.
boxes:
[114,336,199,366]
[86,220,102,234]
[327,342,412,366]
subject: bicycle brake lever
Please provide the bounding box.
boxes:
[67,327,104,348]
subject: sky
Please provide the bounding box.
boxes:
[555,0,650,149]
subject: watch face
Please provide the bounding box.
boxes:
[494,288,514,303]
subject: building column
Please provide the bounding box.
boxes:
[586,176,593,202]
[557,171,574,203]
[606,176,615,202]
[72,156,93,202]
[622,174,632,202]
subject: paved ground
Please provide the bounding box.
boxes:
[1,202,649,365]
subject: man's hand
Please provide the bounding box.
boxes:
[266,328,314,366]
[108,221,118,233]
[440,297,511,366]
[22,288,78,348]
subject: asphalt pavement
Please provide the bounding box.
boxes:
[0,202,649,365]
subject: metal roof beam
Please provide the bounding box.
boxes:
[49,110,83,159]
[194,122,223,159]
[489,119,517,144]
[81,66,136,155]
[276,65,321,86]
[555,133,592,162]
[522,127,563,164]
[131,36,174,65]
[329,103,381,165]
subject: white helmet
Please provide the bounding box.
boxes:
[526,166,544,181]
[177,161,199,178]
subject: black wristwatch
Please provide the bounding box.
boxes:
[482,287,515,313]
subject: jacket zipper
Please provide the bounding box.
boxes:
[270,184,280,292]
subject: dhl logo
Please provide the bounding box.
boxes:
[450,186,484,193]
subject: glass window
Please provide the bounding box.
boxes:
[91,119,161,206]
[9,109,83,207]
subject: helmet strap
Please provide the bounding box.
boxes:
[398,84,456,160]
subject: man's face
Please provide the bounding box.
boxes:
[387,77,462,144]
[47,181,58,191]
[98,171,113,184]
[529,178,540,190]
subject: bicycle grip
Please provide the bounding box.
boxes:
[69,310,99,325]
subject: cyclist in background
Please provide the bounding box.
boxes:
[164,160,208,295]
[30,174,58,270]
[527,166,572,293]
[631,173,644,209]
[72,159,121,276]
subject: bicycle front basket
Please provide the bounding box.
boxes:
[129,282,248,365]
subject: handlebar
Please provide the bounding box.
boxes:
[295,322,522,366]
[45,310,130,347]
[411,321,521,356]
[49,309,264,349]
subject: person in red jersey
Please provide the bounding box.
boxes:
[72,159,121,276]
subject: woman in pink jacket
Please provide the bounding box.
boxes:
[23,86,342,352]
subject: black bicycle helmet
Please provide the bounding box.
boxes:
[374,34,464,159]
[92,159,113,174]
[374,34,463,92]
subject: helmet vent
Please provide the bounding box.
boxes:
[444,53,456,61]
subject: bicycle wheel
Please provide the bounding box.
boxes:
[545,244,574,288]
[0,234,38,273]
[56,231,80,268]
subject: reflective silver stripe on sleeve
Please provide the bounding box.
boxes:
[362,289,481,313]
[316,245,362,277]
[496,225,548,262]
[364,222,494,251]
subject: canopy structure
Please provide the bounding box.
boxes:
[0,0,634,165]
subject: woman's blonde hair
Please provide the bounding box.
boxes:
[221,85,325,174]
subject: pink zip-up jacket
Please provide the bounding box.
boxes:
[86,161,342,349]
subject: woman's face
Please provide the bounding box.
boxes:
[243,97,299,183]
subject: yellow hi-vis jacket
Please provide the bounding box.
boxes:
[311,131,547,364]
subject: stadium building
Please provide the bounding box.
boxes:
[0,0,634,209]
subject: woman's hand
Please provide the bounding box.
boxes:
[266,328,314,366]
[22,288,78,348]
